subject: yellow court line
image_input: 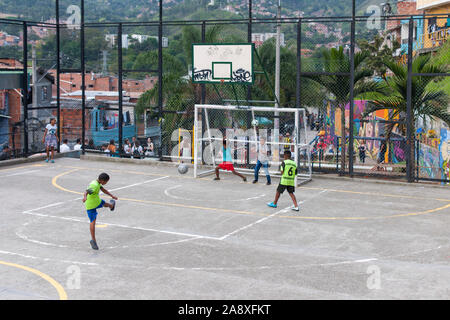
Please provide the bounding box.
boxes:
[57,164,450,203]
[298,186,450,203]
[119,197,267,217]
[52,169,84,195]
[279,203,450,221]
[0,260,68,300]
[51,169,264,217]
[50,169,450,221]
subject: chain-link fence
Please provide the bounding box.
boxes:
[0,2,449,184]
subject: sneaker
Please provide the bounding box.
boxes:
[243,177,247,182]
[109,199,116,211]
[90,240,99,250]
[266,181,271,185]
[267,202,277,208]
[291,206,300,212]
[45,159,49,163]
[252,180,258,184]
[51,160,55,163]
[213,177,220,181]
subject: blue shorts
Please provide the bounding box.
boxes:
[86,200,105,223]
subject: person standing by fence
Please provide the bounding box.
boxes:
[42,118,58,163]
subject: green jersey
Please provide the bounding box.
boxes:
[85,180,102,210]
[280,159,297,187]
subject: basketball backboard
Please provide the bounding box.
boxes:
[192,43,254,84]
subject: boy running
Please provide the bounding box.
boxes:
[214,138,247,182]
[82,173,118,250]
[267,150,299,211]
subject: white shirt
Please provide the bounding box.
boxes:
[74,144,82,150]
[46,124,57,136]
[132,145,143,155]
[60,144,71,153]
[257,143,269,162]
[124,144,131,154]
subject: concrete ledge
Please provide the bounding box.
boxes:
[0,150,81,168]
[81,154,183,168]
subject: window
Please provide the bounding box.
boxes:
[41,86,48,101]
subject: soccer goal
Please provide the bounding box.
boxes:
[193,104,312,186]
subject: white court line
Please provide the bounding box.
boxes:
[23,202,66,213]
[218,188,329,240]
[219,206,292,240]
[0,169,40,178]
[20,174,221,245]
[22,210,220,240]
[0,249,99,266]
[109,175,169,192]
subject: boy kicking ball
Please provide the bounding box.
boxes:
[83,173,118,250]
[267,150,299,211]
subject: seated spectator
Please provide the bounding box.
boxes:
[74,138,82,151]
[145,137,155,157]
[0,145,11,161]
[132,140,143,159]
[87,139,95,150]
[60,139,71,153]
[123,138,132,157]
[107,139,116,154]
[102,143,109,153]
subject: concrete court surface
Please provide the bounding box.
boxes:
[0,157,450,300]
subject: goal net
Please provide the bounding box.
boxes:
[193,104,312,186]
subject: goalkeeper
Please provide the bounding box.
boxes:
[214,138,247,182]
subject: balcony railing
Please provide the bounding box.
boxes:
[415,27,450,51]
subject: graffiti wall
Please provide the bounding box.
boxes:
[440,128,450,184]
[415,127,450,183]
[322,100,405,164]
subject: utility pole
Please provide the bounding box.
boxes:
[274,0,281,162]
[101,50,108,76]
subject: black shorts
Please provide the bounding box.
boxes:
[277,184,295,194]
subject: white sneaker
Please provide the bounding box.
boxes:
[291,206,299,212]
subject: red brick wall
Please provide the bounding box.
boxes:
[397,1,423,15]
[6,89,23,150]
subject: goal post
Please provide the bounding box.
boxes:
[193,104,312,186]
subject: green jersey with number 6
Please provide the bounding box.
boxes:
[280,159,297,187]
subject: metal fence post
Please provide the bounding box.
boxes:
[158,0,163,160]
[118,23,123,155]
[22,21,28,157]
[81,0,86,155]
[406,17,414,182]
[348,0,356,177]
[296,19,302,170]
[56,0,61,151]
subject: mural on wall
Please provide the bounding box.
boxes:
[322,100,405,164]
[415,127,450,183]
[439,128,450,184]
[418,141,441,179]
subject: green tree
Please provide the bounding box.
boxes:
[303,46,384,171]
[362,55,450,171]
[358,34,401,79]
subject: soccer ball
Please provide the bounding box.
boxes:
[251,119,259,127]
[178,164,189,174]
